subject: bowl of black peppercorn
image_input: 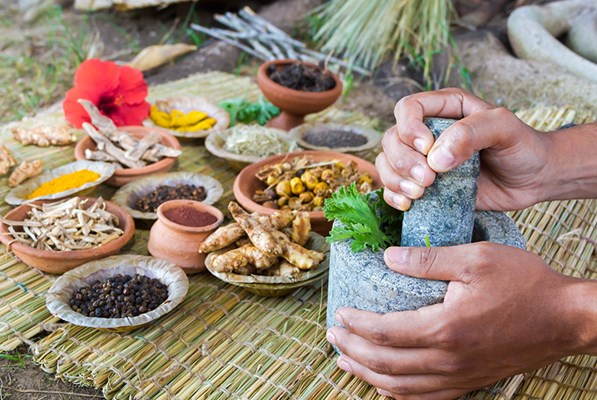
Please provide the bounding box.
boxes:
[46,254,188,332]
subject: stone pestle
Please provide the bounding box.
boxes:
[400,118,480,248]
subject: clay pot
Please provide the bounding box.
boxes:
[147,200,224,274]
[257,59,343,131]
[0,198,135,274]
[74,126,181,187]
[233,150,381,235]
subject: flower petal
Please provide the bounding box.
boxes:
[117,65,148,105]
[116,101,151,126]
[74,59,120,95]
[63,87,101,128]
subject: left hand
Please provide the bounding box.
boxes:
[326,243,583,400]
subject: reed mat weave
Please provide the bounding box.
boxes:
[0,73,595,399]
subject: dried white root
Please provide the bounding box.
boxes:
[2,197,124,251]
[78,99,181,168]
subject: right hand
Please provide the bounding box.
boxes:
[376,88,550,211]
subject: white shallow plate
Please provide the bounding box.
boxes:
[111,171,224,221]
[5,160,116,205]
[144,96,230,139]
[46,255,189,332]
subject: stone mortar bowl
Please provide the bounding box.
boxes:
[326,118,526,350]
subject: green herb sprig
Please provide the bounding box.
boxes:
[323,183,403,252]
[219,96,280,127]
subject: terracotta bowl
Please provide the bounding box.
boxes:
[232,150,381,235]
[257,59,342,131]
[148,199,224,274]
[0,198,135,274]
[74,126,181,187]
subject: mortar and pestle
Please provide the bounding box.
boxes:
[326,118,526,339]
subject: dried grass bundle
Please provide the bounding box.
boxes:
[314,0,454,82]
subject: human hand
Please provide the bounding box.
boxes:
[376,88,550,211]
[326,243,590,400]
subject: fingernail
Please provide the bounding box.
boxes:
[335,312,344,326]
[413,138,427,153]
[326,329,336,345]
[337,356,352,373]
[411,164,426,184]
[428,146,455,171]
[377,388,393,397]
[399,180,421,198]
[385,247,407,264]
[392,194,407,210]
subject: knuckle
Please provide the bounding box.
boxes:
[367,325,391,345]
[468,242,494,268]
[490,106,511,120]
[434,327,459,349]
[388,381,416,396]
[366,357,393,375]
[437,357,467,374]
[418,247,439,274]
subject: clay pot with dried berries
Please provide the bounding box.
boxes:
[257,59,342,131]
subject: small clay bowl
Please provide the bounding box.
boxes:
[205,126,298,171]
[232,150,381,235]
[0,197,135,274]
[145,96,230,139]
[46,255,188,332]
[74,126,181,187]
[257,59,342,131]
[148,200,224,274]
[205,232,330,297]
[289,123,382,157]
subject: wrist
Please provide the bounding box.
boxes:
[560,277,597,355]
[541,124,597,201]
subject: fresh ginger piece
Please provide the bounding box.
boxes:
[199,223,246,253]
[0,144,17,175]
[208,247,259,275]
[229,202,284,256]
[12,125,76,147]
[288,212,310,246]
[281,240,324,270]
[8,160,43,187]
[199,209,295,254]
[264,260,302,277]
[212,245,278,273]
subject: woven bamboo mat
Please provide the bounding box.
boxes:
[0,73,595,399]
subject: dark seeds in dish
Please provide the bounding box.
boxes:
[69,273,169,318]
[303,130,368,148]
[134,184,207,213]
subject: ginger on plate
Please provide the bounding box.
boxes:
[228,202,284,257]
[8,160,43,187]
[12,125,76,147]
[0,145,17,175]
[204,202,325,277]
[210,244,278,273]
[198,209,294,253]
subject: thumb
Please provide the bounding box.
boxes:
[427,107,518,172]
[384,245,479,282]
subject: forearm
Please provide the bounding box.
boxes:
[542,123,597,201]
[562,277,597,356]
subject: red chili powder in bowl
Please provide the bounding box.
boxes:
[162,206,218,227]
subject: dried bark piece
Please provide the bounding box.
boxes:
[8,160,43,187]
[12,125,77,147]
[82,123,146,169]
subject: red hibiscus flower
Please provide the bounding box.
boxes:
[63,59,150,128]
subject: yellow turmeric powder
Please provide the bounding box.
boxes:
[27,169,100,199]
